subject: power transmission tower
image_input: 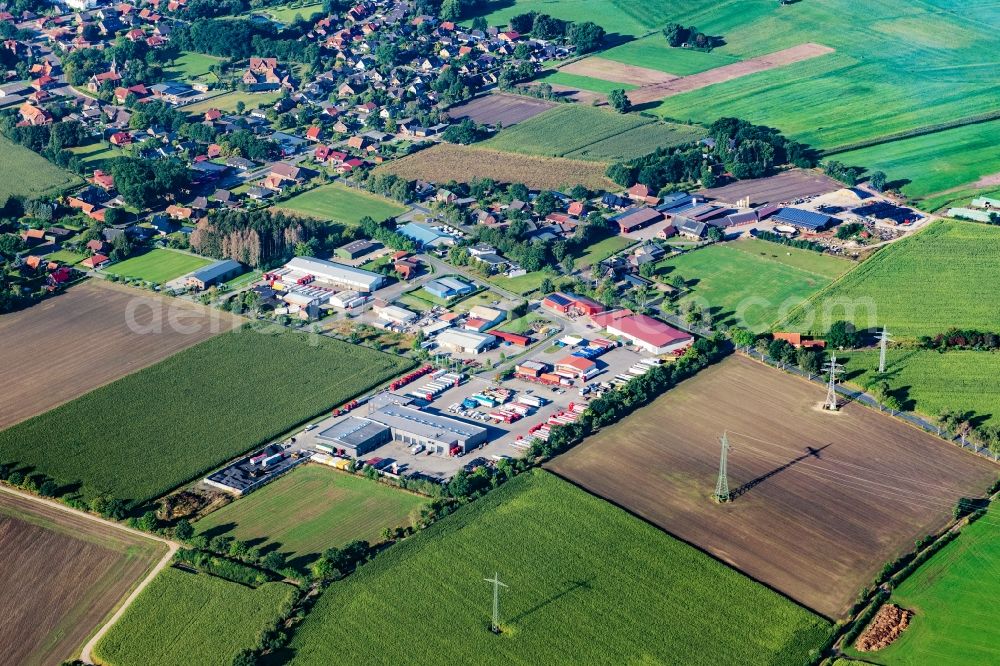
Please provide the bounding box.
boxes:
[823,354,843,411]
[878,327,891,374]
[714,432,730,503]
[484,572,508,633]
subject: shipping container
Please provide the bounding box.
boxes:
[261,453,284,467]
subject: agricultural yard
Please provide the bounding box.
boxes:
[375,144,615,190]
[0,329,414,505]
[0,280,242,430]
[276,182,406,225]
[548,355,999,618]
[104,248,213,283]
[696,168,841,206]
[288,470,830,665]
[446,92,555,126]
[844,505,1000,664]
[640,0,1000,155]
[830,120,1000,199]
[840,349,1000,428]
[782,220,1000,337]
[194,465,426,570]
[94,567,296,666]
[0,490,167,666]
[0,134,82,204]
[482,105,701,162]
[183,90,283,116]
[657,239,851,331]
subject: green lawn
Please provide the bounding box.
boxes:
[106,249,213,283]
[276,182,407,225]
[782,220,1000,338]
[195,465,425,570]
[839,349,1000,428]
[67,141,126,170]
[485,271,551,296]
[498,312,546,334]
[0,135,81,204]
[288,470,830,665]
[467,0,684,37]
[223,269,260,290]
[45,249,87,265]
[844,505,1000,664]
[482,105,701,162]
[831,120,1000,199]
[659,239,852,331]
[183,90,284,116]
[535,70,637,93]
[574,235,634,267]
[0,329,413,505]
[600,33,739,76]
[263,1,323,22]
[94,567,296,666]
[164,51,222,83]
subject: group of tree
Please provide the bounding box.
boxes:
[191,208,339,267]
[505,12,606,53]
[662,23,723,50]
[0,464,60,499]
[760,337,825,374]
[919,328,1000,352]
[0,116,90,172]
[709,117,817,178]
[607,88,632,114]
[606,144,705,190]
[172,18,315,63]
[751,229,826,253]
[823,160,865,186]
[441,118,488,144]
[109,156,191,209]
[364,172,416,203]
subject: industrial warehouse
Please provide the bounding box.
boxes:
[270,256,386,293]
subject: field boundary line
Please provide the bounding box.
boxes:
[820,110,1000,157]
[0,484,179,665]
[542,468,836,624]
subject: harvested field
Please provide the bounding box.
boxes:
[374,144,615,190]
[559,56,677,86]
[0,490,167,666]
[548,355,998,618]
[696,168,842,206]
[628,43,835,105]
[0,280,241,430]
[445,92,554,126]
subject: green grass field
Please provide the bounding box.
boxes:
[600,33,739,76]
[782,221,1000,338]
[164,51,222,83]
[535,70,637,93]
[0,329,413,505]
[0,135,82,204]
[67,141,126,170]
[920,185,1000,215]
[194,465,425,569]
[183,90,284,116]
[482,105,700,162]
[277,182,406,225]
[839,349,1000,427]
[659,239,851,331]
[287,470,830,665]
[262,1,323,23]
[574,235,633,267]
[94,567,296,666]
[831,120,1000,199]
[106,249,213,283]
[844,505,1000,664]
[45,249,87,265]
[468,0,687,37]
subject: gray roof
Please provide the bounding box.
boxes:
[369,405,486,446]
[189,259,242,283]
[317,417,390,448]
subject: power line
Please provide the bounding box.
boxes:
[878,327,892,374]
[484,572,508,633]
[822,354,843,411]
[714,432,730,503]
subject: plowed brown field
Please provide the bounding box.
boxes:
[548,354,997,618]
[0,490,166,666]
[0,279,242,429]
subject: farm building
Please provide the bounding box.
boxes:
[555,355,599,380]
[277,256,385,293]
[374,303,417,325]
[316,417,393,458]
[770,207,836,232]
[399,222,452,248]
[435,329,495,354]
[424,276,475,300]
[492,330,531,346]
[368,404,488,455]
[592,310,693,354]
[468,305,505,327]
[335,239,378,260]
[541,292,605,317]
[773,332,826,349]
[614,207,664,234]
[184,259,243,290]
[329,290,366,309]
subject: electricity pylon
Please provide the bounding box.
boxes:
[823,354,843,411]
[878,328,892,374]
[484,572,508,633]
[714,432,730,503]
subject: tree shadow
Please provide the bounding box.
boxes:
[890,385,916,411]
[201,522,237,539]
[510,577,594,623]
[287,552,320,572]
[885,178,912,191]
[729,444,831,500]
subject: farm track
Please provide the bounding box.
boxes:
[0,485,176,665]
[626,43,835,105]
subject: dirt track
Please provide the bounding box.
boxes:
[0,280,242,429]
[560,57,677,86]
[548,355,997,618]
[0,487,173,666]
[627,43,835,105]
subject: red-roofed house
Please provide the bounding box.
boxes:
[109,132,132,146]
[773,332,826,349]
[555,355,599,380]
[305,126,322,141]
[627,183,660,205]
[464,317,491,332]
[92,169,115,190]
[82,253,110,269]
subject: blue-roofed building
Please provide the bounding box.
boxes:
[185,259,243,290]
[771,207,836,231]
[424,276,475,300]
[399,222,452,248]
